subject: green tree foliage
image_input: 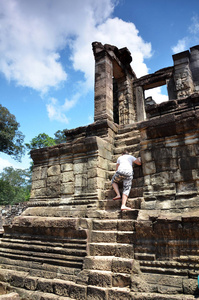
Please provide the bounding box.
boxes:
[0,167,31,205]
[0,104,25,161]
[26,130,66,153]
[25,133,56,152]
[54,130,66,144]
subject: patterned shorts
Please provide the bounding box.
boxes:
[111,170,133,196]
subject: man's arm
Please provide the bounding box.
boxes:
[116,163,119,171]
[134,157,142,165]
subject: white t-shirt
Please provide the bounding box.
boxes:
[117,154,136,173]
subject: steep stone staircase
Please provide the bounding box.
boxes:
[0,124,198,299]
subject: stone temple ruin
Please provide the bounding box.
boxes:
[0,42,199,299]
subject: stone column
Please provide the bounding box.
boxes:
[135,86,146,121]
[190,45,199,92]
[93,47,113,123]
[117,74,136,125]
[173,50,194,99]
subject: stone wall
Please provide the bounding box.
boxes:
[138,94,199,212]
[29,120,117,210]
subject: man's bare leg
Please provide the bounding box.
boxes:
[121,194,132,211]
[112,182,121,200]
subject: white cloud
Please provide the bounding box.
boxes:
[71,17,152,91]
[0,157,12,172]
[145,87,168,104]
[189,15,199,35]
[172,15,199,54]
[0,0,151,95]
[0,0,117,94]
[46,93,80,124]
[172,38,187,54]
[0,0,155,123]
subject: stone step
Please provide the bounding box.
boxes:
[89,242,134,258]
[0,240,87,256]
[92,219,136,231]
[115,129,140,140]
[114,145,140,156]
[115,135,141,148]
[87,285,132,300]
[98,198,142,210]
[0,293,20,300]
[0,267,196,299]
[138,259,199,277]
[83,255,140,273]
[117,123,139,134]
[0,256,81,281]
[0,246,86,263]
[0,250,84,269]
[0,269,86,299]
[130,292,196,299]
[0,285,75,300]
[105,186,144,200]
[134,253,156,261]
[2,237,87,249]
[86,208,139,220]
[0,262,79,283]
[175,255,199,263]
[87,285,197,300]
[138,273,198,297]
[143,196,199,212]
[91,230,135,243]
[88,269,131,288]
[21,205,99,218]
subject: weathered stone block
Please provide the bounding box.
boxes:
[117,231,135,244]
[61,171,74,183]
[87,286,108,300]
[117,220,135,231]
[88,270,112,287]
[0,293,20,300]
[84,257,112,271]
[37,278,53,293]
[112,273,131,287]
[61,163,73,172]
[31,179,46,189]
[183,278,198,295]
[32,166,47,181]
[108,289,131,300]
[53,280,70,296]
[24,276,38,290]
[142,161,156,175]
[47,175,60,185]
[75,174,87,187]
[74,163,87,175]
[93,220,118,231]
[150,172,169,186]
[69,283,87,299]
[91,231,116,243]
[88,177,105,190]
[90,243,116,256]
[10,273,25,288]
[115,244,134,258]
[112,258,140,274]
[30,187,47,198]
[46,185,60,197]
[47,165,61,176]
[60,182,74,195]
[142,150,152,162]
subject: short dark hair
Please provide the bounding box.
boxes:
[122,150,129,155]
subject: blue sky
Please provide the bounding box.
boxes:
[1,0,199,171]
